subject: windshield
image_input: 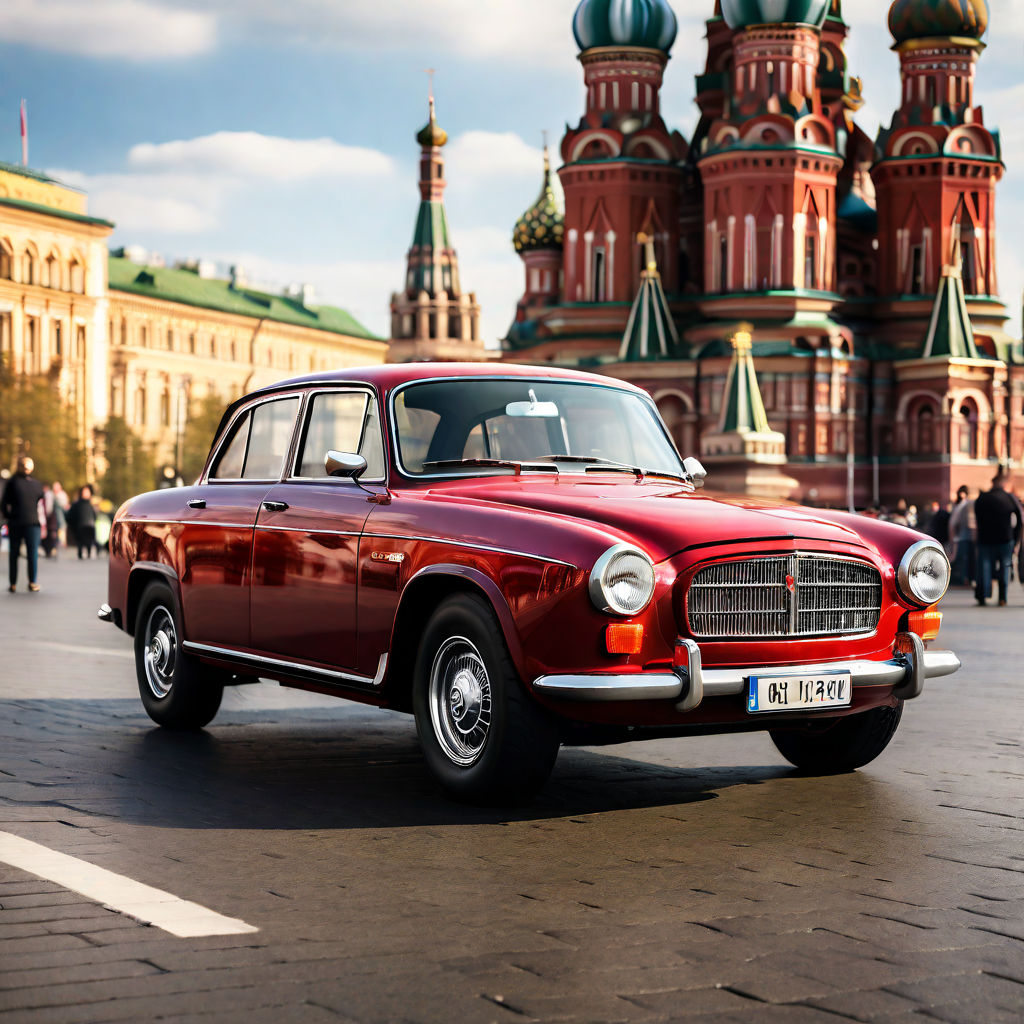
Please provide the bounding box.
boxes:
[393,379,684,478]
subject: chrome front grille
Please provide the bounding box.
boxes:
[686,555,882,639]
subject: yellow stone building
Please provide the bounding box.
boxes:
[0,162,387,476]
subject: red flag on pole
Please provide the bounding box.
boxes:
[20,99,28,167]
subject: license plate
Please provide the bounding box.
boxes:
[747,671,852,714]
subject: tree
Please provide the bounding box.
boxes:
[98,416,155,507]
[180,392,230,483]
[0,359,87,490]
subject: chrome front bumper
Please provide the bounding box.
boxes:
[532,632,961,711]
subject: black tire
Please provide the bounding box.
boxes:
[770,702,903,773]
[134,581,223,730]
[413,593,560,804]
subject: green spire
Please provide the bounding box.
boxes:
[921,243,980,359]
[719,328,772,433]
[618,233,679,361]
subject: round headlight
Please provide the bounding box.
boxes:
[897,540,950,606]
[589,544,656,616]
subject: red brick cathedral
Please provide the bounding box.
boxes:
[504,0,1021,507]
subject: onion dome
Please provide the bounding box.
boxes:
[572,0,678,53]
[513,149,564,253]
[888,0,989,43]
[416,97,448,148]
[721,0,829,29]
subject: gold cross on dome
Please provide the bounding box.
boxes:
[423,68,436,101]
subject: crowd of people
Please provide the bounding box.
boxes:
[1,457,109,593]
[869,475,1024,607]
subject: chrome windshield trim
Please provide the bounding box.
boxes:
[387,374,681,482]
[181,641,383,688]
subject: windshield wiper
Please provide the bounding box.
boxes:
[528,454,641,475]
[422,458,557,474]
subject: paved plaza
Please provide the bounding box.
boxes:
[0,554,1022,1023]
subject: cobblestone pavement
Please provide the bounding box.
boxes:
[0,554,1022,1023]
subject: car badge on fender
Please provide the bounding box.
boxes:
[786,574,796,593]
[371,551,405,563]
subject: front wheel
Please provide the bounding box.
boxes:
[770,702,903,773]
[413,593,560,804]
[134,581,224,730]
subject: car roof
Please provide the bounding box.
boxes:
[249,361,648,399]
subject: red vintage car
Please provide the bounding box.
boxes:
[100,363,960,802]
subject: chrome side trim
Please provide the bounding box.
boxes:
[120,522,575,568]
[371,653,388,687]
[364,533,578,568]
[121,518,253,530]
[181,641,384,688]
[533,673,683,702]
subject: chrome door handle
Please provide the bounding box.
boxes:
[262,500,289,512]
[187,499,206,509]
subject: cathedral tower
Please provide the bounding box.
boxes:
[389,94,484,362]
[560,0,685,305]
[872,0,1007,354]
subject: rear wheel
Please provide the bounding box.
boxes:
[770,702,903,773]
[413,593,560,804]
[134,581,224,729]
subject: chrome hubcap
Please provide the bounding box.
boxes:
[144,606,177,699]
[429,636,491,767]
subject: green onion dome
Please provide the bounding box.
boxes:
[888,0,988,43]
[513,151,564,253]
[572,0,678,53]
[721,0,829,29]
[416,98,448,148]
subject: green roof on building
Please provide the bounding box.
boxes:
[107,255,383,342]
[720,335,772,434]
[618,245,681,362]
[920,259,983,360]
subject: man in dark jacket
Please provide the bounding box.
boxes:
[1,456,45,593]
[974,472,1022,606]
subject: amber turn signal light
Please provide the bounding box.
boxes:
[907,604,942,642]
[605,623,644,655]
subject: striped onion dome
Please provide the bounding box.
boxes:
[721,0,829,29]
[513,150,564,253]
[572,0,678,53]
[888,0,988,43]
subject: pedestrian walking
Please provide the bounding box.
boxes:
[52,481,70,550]
[41,485,59,559]
[949,486,976,586]
[1,456,46,593]
[974,473,1022,607]
[69,485,98,559]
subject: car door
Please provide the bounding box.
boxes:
[178,394,300,650]
[249,387,387,675]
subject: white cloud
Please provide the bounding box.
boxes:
[7,0,215,60]
[47,132,395,236]
[128,132,394,182]
[187,0,580,63]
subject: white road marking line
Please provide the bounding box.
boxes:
[0,832,258,938]
[36,641,133,659]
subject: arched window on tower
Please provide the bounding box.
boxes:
[958,398,979,459]
[0,240,13,280]
[592,248,607,302]
[804,233,818,290]
[718,234,729,292]
[913,401,938,455]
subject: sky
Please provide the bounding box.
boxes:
[1,0,1021,345]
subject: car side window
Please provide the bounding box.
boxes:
[295,391,385,479]
[210,411,251,480]
[241,397,300,480]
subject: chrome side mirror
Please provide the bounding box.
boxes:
[683,456,707,489]
[325,450,367,479]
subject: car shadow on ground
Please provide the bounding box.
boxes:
[2,698,864,832]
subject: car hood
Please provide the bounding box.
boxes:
[420,475,870,562]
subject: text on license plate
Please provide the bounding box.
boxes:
[747,672,852,714]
